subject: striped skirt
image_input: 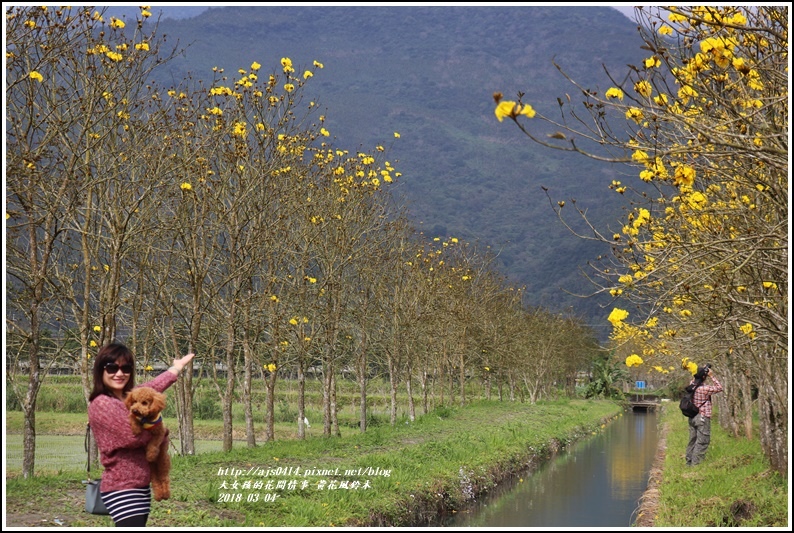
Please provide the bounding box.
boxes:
[101,486,151,523]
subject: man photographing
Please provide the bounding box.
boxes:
[686,364,724,466]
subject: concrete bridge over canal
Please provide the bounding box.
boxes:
[626,393,663,412]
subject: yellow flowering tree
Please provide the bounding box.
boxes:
[496,6,787,474]
[5,5,182,476]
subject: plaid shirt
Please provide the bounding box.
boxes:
[691,376,723,418]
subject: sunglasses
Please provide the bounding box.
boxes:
[104,362,133,375]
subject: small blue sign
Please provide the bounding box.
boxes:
[636,381,646,389]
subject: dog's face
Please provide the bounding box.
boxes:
[125,387,166,419]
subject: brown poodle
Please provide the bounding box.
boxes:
[125,386,171,501]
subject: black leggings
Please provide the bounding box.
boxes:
[115,514,148,527]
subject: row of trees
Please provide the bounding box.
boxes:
[498,6,787,475]
[6,6,600,478]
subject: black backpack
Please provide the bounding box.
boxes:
[679,383,702,417]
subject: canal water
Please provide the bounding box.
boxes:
[443,410,660,528]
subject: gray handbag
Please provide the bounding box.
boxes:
[84,424,109,515]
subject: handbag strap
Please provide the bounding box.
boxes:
[85,422,93,480]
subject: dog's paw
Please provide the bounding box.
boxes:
[146,447,160,462]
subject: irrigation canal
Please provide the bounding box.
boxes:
[440,410,661,527]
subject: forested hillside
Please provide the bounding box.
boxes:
[109,5,647,336]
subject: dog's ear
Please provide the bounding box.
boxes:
[124,393,134,408]
[152,391,166,411]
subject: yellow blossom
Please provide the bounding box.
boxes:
[605,87,624,100]
[519,103,536,118]
[625,354,643,367]
[625,107,644,123]
[678,85,698,102]
[673,165,695,187]
[394,132,400,138]
[180,182,192,191]
[284,83,295,93]
[739,323,756,339]
[643,56,661,69]
[634,80,652,98]
[251,61,261,71]
[110,18,125,29]
[233,122,247,137]
[93,326,102,333]
[631,150,649,163]
[303,70,313,79]
[495,100,516,122]
[29,71,44,82]
[607,308,629,327]
[135,42,149,51]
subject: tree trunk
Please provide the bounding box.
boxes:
[388,355,398,426]
[740,372,753,440]
[265,367,276,442]
[242,331,256,447]
[297,360,307,439]
[357,345,368,433]
[438,359,444,406]
[322,362,333,437]
[459,351,466,407]
[757,353,788,476]
[330,371,340,437]
[222,340,236,452]
[406,367,416,421]
[22,403,36,478]
[421,368,429,415]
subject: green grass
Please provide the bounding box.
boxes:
[6,385,787,528]
[653,406,788,527]
[5,398,622,527]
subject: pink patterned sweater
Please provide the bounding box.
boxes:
[88,371,177,492]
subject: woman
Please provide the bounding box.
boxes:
[88,342,194,527]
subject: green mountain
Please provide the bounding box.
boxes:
[115,5,647,339]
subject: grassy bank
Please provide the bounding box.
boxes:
[646,404,788,528]
[5,399,621,527]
